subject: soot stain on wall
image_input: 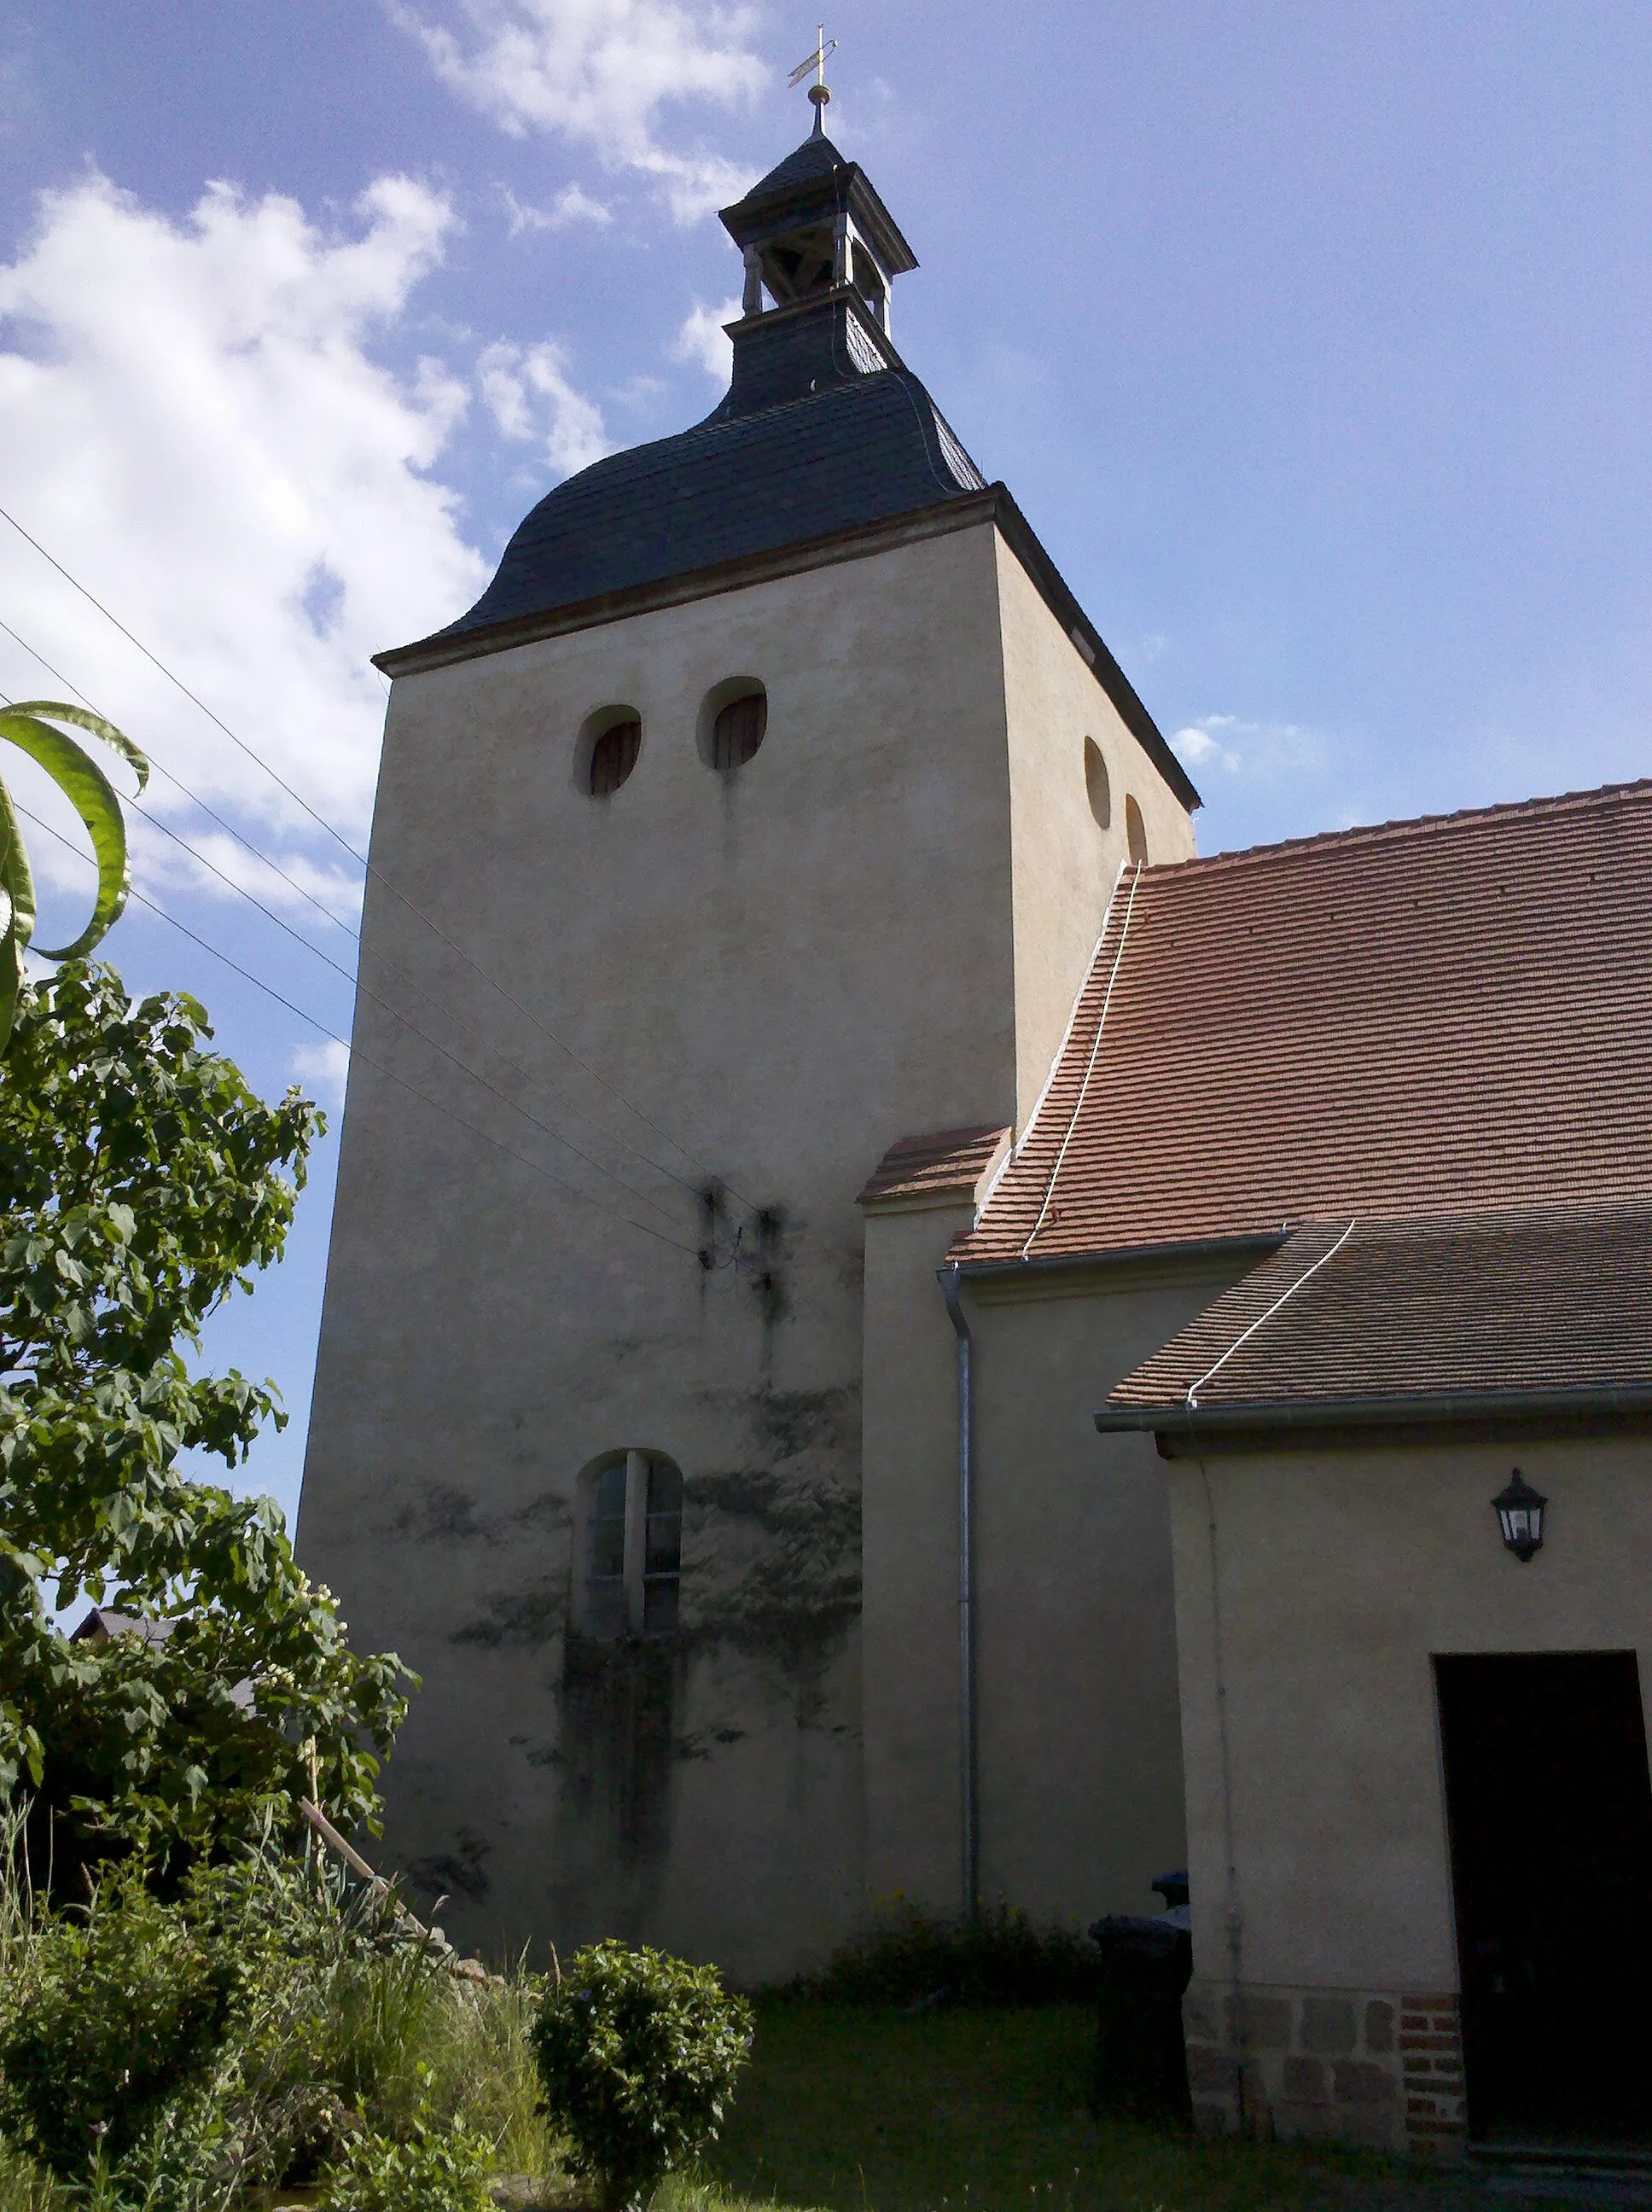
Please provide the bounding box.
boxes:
[406,1826,492,1905]
[437,1378,863,1918]
[451,1585,567,1648]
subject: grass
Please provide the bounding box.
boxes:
[0,1854,1513,2212]
[0,1988,1539,2212]
[679,2003,1482,2212]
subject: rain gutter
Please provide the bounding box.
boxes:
[939,1261,978,1922]
[954,1231,1286,1286]
[1095,1383,1652,1438]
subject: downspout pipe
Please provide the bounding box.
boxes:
[939,1262,979,1923]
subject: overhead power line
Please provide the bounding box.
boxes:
[15,800,700,1258]
[0,622,710,1214]
[0,681,689,1231]
[0,613,359,941]
[0,502,754,1211]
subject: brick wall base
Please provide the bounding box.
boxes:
[1183,1979,1467,2160]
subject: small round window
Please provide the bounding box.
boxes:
[1084,736,1111,830]
[580,707,642,798]
[699,680,767,772]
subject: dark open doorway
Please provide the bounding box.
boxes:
[1435,1651,1652,2148]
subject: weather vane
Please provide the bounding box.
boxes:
[788,24,837,129]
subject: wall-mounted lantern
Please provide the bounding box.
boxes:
[1492,1470,1547,1563]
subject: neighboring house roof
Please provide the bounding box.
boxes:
[957,779,1652,1269]
[858,1124,1011,1209]
[72,1607,175,1646]
[70,1607,254,1708]
[1096,1201,1652,1433]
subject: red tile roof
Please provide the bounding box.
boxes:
[859,1124,1011,1208]
[1100,1201,1652,1423]
[956,779,1652,1266]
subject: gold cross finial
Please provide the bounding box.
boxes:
[788,25,837,128]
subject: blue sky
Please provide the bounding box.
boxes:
[3,2,1651,1531]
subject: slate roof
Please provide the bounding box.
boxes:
[957,778,1652,1267]
[718,128,918,275]
[394,311,985,654]
[735,130,848,204]
[1096,1201,1652,1427]
[858,1124,1011,1208]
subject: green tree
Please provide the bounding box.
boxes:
[0,963,413,1875]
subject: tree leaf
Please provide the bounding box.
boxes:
[5,699,150,794]
[0,709,146,960]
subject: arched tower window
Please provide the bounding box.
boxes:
[699,680,768,772]
[579,707,643,798]
[1084,736,1112,830]
[1125,795,1149,865]
[579,1450,683,1638]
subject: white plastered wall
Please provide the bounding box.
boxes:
[1167,1435,1652,1995]
[858,1247,1252,1930]
[300,520,1022,1977]
[994,538,1198,1125]
[300,504,1201,1974]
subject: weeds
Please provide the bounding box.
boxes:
[799,1903,1102,2008]
[0,1804,556,2211]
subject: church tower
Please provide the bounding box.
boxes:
[299,104,1199,1978]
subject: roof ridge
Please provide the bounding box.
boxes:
[1155,775,1652,881]
[1339,1190,1652,1234]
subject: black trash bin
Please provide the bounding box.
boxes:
[1090,1871,1192,2117]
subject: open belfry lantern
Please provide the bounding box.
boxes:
[1492,1469,1547,1562]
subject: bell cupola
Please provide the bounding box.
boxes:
[718,104,916,339]
[707,96,922,426]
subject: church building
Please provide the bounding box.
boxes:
[300,102,1652,2165]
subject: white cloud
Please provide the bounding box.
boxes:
[670,295,742,383]
[291,1038,352,1107]
[479,338,609,474]
[0,169,608,957]
[0,172,488,879]
[501,180,613,233]
[1172,713,1325,781]
[1172,722,1242,773]
[393,0,768,221]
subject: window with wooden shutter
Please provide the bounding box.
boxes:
[709,690,765,771]
[588,716,641,796]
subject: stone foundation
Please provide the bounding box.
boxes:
[1184,1979,1466,2159]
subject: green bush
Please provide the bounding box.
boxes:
[0,1857,232,2181]
[801,1900,1102,2006]
[319,2071,494,2212]
[531,1942,752,2212]
[0,1822,557,2207]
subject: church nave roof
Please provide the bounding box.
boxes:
[957,775,1652,1269]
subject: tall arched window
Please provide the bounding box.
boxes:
[579,1451,683,1637]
